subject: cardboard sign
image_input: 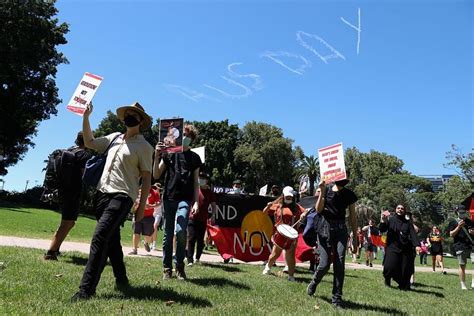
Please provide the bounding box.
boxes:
[259,184,268,196]
[159,118,184,153]
[66,72,103,116]
[191,146,205,163]
[318,142,347,183]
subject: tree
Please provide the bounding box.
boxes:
[0,0,69,175]
[297,155,319,196]
[444,145,474,186]
[189,119,241,186]
[436,175,472,217]
[234,121,295,193]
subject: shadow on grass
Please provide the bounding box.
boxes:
[63,255,89,266]
[63,255,111,267]
[320,297,408,315]
[188,277,251,290]
[100,285,212,307]
[0,207,32,214]
[409,288,444,298]
[200,262,242,273]
[413,282,444,290]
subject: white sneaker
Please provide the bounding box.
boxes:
[262,265,271,275]
[461,283,468,290]
[288,276,296,282]
[282,266,289,274]
[188,262,193,267]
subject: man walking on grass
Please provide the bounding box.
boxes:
[71,102,153,301]
[44,132,91,260]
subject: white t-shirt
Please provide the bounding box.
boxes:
[90,132,153,200]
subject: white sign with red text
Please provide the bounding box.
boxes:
[66,72,103,116]
[318,143,347,183]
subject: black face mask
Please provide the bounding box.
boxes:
[124,115,140,127]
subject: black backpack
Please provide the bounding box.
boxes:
[41,147,80,202]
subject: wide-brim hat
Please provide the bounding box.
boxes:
[116,102,152,131]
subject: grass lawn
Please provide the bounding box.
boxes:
[0,206,160,248]
[0,246,471,315]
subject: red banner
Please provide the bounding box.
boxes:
[370,234,386,247]
[208,225,314,263]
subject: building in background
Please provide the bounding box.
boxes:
[419,175,454,193]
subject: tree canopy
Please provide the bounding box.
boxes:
[0,0,68,175]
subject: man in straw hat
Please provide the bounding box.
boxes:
[71,102,153,301]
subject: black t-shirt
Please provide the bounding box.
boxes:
[322,186,358,221]
[163,150,202,201]
[447,218,474,252]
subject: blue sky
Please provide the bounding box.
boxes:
[3,0,473,191]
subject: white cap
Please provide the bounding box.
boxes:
[282,186,294,197]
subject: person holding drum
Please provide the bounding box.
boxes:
[262,186,306,281]
[306,178,358,309]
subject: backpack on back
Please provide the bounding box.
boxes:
[41,147,80,202]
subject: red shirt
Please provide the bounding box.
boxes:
[267,203,305,226]
[144,188,160,217]
[190,187,216,222]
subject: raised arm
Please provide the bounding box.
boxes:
[82,103,96,149]
[315,181,326,213]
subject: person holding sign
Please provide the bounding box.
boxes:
[153,124,202,280]
[71,102,153,301]
[448,205,474,290]
[306,178,358,309]
[262,186,306,282]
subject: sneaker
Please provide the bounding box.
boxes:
[70,291,92,302]
[307,281,317,296]
[282,266,289,274]
[369,263,373,267]
[44,251,58,261]
[128,249,137,255]
[288,276,296,282]
[262,265,271,275]
[188,262,193,267]
[224,258,230,264]
[176,264,187,280]
[442,271,447,275]
[143,241,151,252]
[366,260,369,266]
[461,283,468,290]
[163,268,172,280]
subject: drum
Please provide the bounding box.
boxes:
[272,224,298,249]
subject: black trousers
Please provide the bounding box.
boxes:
[383,246,415,290]
[186,219,207,263]
[311,225,348,304]
[78,192,132,295]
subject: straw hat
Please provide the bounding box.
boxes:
[116,102,152,130]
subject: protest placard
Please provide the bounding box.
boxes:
[66,73,103,116]
[259,184,268,196]
[159,118,184,153]
[318,142,347,183]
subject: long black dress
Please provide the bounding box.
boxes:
[379,214,419,290]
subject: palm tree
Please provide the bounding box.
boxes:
[299,155,319,196]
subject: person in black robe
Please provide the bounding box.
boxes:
[379,204,420,290]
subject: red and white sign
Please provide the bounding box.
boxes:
[66,72,103,116]
[318,142,347,183]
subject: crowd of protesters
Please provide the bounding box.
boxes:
[40,101,473,306]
